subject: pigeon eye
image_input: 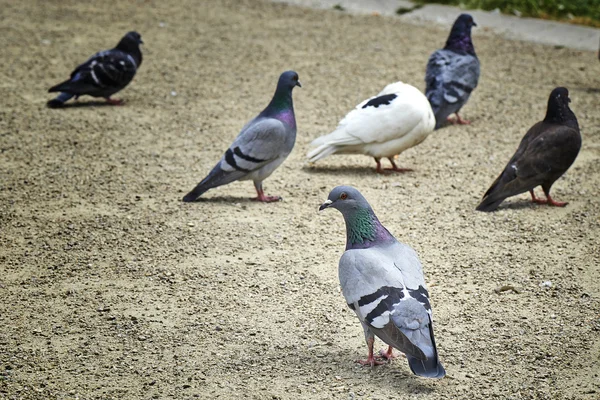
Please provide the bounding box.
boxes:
[340,193,348,200]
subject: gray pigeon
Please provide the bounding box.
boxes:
[425,14,479,129]
[182,71,301,202]
[476,87,581,212]
[320,186,445,378]
[47,31,143,108]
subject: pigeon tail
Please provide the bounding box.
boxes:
[48,79,76,93]
[182,184,210,202]
[47,92,75,108]
[307,142,339,163]
[182,162,245,202]
[476,167,520,212]
[405,317,445,378]
[407,354,446,378]
[475,196,506,212]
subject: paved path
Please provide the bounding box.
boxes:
[273,0,600,51]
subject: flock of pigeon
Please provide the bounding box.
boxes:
[47,13,583,379]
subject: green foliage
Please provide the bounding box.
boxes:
[414,0,600,26]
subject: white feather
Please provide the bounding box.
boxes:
[307,82,435,162]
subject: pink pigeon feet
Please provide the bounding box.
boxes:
[447,113,471,125]
[529,190,568,207]
[105,97,125,105]
[375,158,413,174]
[356,337,386,367]
[254,187,281,203]
[378,346,402,361]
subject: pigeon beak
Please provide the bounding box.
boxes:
[472,22,477,27]
[139,39,144,44]
[296,81,302,88]
[319,199,332,211]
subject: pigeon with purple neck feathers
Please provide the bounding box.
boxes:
[320,186,445,378]
[425,14,479,129]
[47,31,143,108]
[182,71,301,202]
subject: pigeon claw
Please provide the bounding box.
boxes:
[530,190,568,207]
[253,194,282,203]
[378,346,402,361]
[447,114,471,125]
[105,98,125,105]
[355,356,386,367]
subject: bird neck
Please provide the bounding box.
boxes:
[343,208,393,250]
[263,88,295,127]
[544,103,579,130]
[445,30,476,56]
[116,40,142,65]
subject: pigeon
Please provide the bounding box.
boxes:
[47,31,143,108]
[182,71,301,202]
[425,14,479,129]
[319,186,445,378]
[476,87,581,212]
[307,82,435,173]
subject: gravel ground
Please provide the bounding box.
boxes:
[1,1,599,399]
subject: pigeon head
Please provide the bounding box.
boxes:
[544,87,578,128]
[262,71,301,122]
[320,186,393,249]
[445,14,477,56]
[278,70,302,91]
[319,186,371,214]
[117,31,143,52]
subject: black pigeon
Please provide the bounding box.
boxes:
[47,31,143,108]
[476,87,581,212]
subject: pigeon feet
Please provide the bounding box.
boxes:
[384,167,413,173]
[355,356,387,367]
[378,346,403,361]
[253,194,282,203]
[374,158,413,174]
[105,98,125,105]
[530,190,568,207]
[447,114,471,125]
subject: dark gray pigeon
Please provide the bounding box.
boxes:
[320,186,445,378]
[182,71,301,202]
[425,14,479,129]
[476,87,581,212]
[47,31,143,108]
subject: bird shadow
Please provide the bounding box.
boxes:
[183,195,270,204]
[303,164,380,176]
[571,86,600,94]
[297,347,436,394]
[47,100,119,109]
[493,199,538,211]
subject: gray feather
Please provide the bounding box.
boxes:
[425,49,480,129]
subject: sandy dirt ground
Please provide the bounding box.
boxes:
[1,1,599,399]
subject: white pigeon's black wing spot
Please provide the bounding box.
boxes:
[361,93,398,109]
[407,285,431,312]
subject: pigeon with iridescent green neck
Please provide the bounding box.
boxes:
[319,186,445,378]
[182,71,301,202]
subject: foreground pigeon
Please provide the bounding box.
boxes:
[307,82,435,173]
[425,14,479,129]
[47,31,143,108]
[320,186,445,378]
[182,71,301,202]
[476,87,581,212]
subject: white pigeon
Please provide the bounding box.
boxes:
[307,82,435,173]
